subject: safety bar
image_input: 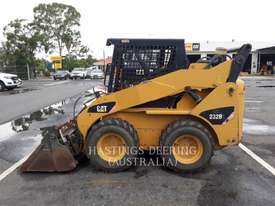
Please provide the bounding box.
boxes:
[227,47,241,53]
[227,44,252,82]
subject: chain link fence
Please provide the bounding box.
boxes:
[0,65,37,80]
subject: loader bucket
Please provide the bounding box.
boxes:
[20,126,77,172]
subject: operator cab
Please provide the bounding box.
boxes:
[104,38,251,93]
[105,38,189,92]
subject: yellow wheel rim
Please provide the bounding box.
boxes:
[172,135,203,164]
[96,133,126,162]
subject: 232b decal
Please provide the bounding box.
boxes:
[200,107,234,125]
[209,114,223,120]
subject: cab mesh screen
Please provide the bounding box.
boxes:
[114,45,177,87]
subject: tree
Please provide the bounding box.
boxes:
[1,2,95,76]
[62,54,96,71]
[0,45,7,66]
[33,3,81,56]
[2,19,41,66]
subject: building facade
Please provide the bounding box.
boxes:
[186,41,275,74]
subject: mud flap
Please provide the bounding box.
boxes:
[20,126,78,172]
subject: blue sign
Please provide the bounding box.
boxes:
[47,62,53,70]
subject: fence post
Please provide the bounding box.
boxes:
[27,64,30,80]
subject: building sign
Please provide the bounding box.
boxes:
[192,43,200,51]
[185,43,200,52]
[50,56,64,70]
[185,43,193,52]
[47,62,53,70]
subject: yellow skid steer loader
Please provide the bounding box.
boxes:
[21,39,251,173]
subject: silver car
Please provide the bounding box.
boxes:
[86,69,104,79]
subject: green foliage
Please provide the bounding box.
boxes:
[33,2,81,56]
[2,19,41,66]
[0,2,97,76]
[34,58,47,71]
[62,54,96,71]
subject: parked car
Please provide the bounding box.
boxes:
[52,70,71,80]
[0,72,22,92]
[70,68,87,79]
[86,67,105,79]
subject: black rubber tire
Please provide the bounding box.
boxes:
[160,119,213,173]
[86,118,139,172]
[0,81,5,92]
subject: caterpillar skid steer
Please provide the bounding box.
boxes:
[21,39,251,173]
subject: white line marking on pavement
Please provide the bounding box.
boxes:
[45,81,68,86]
[245,100,263,103]
[239,143,275,176]
[0,150,34,182]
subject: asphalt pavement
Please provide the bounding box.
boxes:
[0,78,102,124]
[0,77,275,206]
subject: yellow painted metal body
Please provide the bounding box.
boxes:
[76,60,245,150]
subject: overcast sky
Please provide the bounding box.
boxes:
[0,0,274,58]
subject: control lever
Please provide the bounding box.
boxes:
[92,87,101,98]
